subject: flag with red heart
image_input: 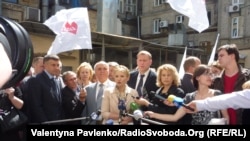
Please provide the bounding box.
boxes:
[44,7,92,55]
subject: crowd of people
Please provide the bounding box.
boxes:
[1,44,250,141]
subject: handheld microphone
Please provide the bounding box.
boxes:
[167,95,194,111]
[150,91,166,101]
[130,102,140,113]
[85,109,101,125]
[105,119,114,125]
[133,110,165,125]
[125,110,166,125]
[118,99,126,117]
[90,109,101,120]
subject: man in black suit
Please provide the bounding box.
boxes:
[127,50,158,106]
[179,56,200,125]
[28,54,65,124]
[61,71,86,124]
[180,56,201,94]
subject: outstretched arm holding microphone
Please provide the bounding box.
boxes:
[185,89,250,113]
[144,94,190,123]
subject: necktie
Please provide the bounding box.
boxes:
[136,75,145,97]
[51,78,60,98]
[96,84,104,109]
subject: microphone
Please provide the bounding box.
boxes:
[85,109,101,125]
[124,110,166,125]
[150,91,166,101]
[130,102,140,113]
[105,119,114,125]
[90,109,101,120]
[167,95,194,111]
[118,99,126,118]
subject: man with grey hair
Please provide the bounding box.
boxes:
[82,61,115,125]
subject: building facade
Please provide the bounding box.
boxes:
[1,0,249,72]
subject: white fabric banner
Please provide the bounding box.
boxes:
[167,0,209,33]
[208,33,220,65]
[44,8,92,55]
[179,46,187,79]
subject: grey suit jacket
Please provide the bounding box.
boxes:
[82,80,115,124]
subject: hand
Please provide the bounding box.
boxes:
[79,88,87,102]
[184,101,198,113]
[144,111,154,118]
[4,87,15,99]
[134,97,150,107]
[120,116,133,125]
[163,99,175,106]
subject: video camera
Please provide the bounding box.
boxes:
[0,16,33,89]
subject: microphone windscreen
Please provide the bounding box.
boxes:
[105,119,113,125]
[133,110,143,120]
[167,94,175,102]
[130,102,139,112]
[91,112,98,120]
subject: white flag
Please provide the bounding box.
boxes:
[179,46,187,79]
[44,8,92,55]
[167,0,209,33]
[208,33,220,65]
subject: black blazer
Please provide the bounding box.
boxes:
[180,73,196,95]
[62,86,85,124]
[147,85,187,125]
[127,69,159,102]
[28,71,64,123]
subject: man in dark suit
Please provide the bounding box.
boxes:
[28,54,65,124]
[61,71,86,124]
[83,61,115,125]
[128,50,158,102]
[127,50,158,125]
[180,56,201,95]
[179,56,201,124]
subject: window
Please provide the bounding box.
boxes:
[153,19,161,34]
[119,0,124,13]
[176,15,184,23]
[154,0,161,6]
[231,17,239,38]
[231,17,244,38]
[232,0,244,5]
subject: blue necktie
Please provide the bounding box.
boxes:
[51,78,60,99]
[136,75,145,97]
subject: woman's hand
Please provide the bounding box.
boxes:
[163,99,175,107]
[134,97,150,107]
[144,111,155,118]
[120,116,133,125]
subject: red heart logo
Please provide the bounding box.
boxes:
[63,21,78,34]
